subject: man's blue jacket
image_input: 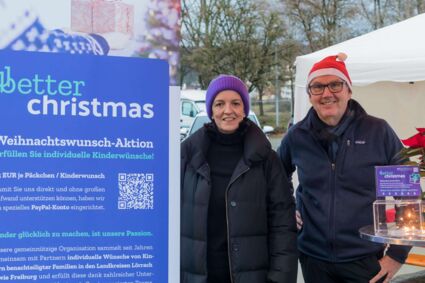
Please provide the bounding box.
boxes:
[277,99,410,263]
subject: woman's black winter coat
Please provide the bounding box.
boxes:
[181,121,298,283]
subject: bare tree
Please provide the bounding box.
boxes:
[394,0,425,20]
[359,0,425,30]
[181,0,292,115]
[359,0,389,29]
[282,0,358,52]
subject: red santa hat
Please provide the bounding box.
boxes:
[307,53,352,91]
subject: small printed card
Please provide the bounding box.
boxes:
[375,165,421,197]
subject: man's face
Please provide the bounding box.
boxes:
[308,75,351,126]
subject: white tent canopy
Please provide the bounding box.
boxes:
[294,13,425,139]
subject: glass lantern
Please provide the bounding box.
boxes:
[373,199,423,237]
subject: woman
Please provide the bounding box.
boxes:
[181,74,297,283]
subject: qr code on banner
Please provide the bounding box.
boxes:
[118,173,154,210]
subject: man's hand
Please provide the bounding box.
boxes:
[295,210,303,230]
[369,255,402,283]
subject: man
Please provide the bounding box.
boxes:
[277,53,411,283]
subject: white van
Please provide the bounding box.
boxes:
[180,89,206,129]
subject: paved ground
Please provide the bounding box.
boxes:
[270,136,425,282]
[393,268,425,283]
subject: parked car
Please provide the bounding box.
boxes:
[180,89,206,130]
[181,111,274,141]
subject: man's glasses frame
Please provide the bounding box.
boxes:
[308,81,346,96]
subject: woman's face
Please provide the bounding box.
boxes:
[211,90,245,134]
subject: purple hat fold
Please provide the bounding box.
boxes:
[205,75,250,119]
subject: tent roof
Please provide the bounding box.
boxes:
[295,13,425,87]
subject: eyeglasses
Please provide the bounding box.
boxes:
[308,81,346,96]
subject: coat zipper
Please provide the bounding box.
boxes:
[329,139,350,260]
[329,162,336,261]
[225,166,249,283]
[306,127,352,261]
[308,132,337,260]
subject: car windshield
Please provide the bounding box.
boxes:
[189,116,210,136]
[195,101,206,112]
[189,114,259,136]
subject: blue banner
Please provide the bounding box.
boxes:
[0,50,169,282]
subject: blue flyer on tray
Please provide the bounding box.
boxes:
[0,50,169,282]
[375,165,421,197]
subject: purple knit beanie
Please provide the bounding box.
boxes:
[205,74,250,119]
